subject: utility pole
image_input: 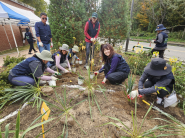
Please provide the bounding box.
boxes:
[125,0,134,52]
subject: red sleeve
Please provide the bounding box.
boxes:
[84,21,92,40]
[94,23,100,38]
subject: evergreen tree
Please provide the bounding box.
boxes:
[98,0,130,46]
[48,0,97,49]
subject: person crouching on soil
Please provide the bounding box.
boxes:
[130,58,175,105]
[8,50,59,86]
[67,45,79,65]
[47,44,71,73]
[151,24,168,58]
[94,44,130,84]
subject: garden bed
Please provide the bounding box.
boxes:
[0,51,185,138]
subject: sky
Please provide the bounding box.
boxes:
[44,0,50,4]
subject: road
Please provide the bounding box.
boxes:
[127,41,185,61]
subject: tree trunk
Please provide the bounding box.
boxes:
[182,28,185,39]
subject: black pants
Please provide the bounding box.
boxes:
[144,80,171,98]
[103,63,129,84]
[151,49,165,58]
[28,41,36,53]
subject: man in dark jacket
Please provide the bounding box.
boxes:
[35,13,53,52]
[84,12,100,67]
[23,28,37,54]
[151,24,168,58]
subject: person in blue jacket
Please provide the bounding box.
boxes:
[23,28,37,54]
[94,44,130,84]
[67,45,79,65]
[151,24,168,58]
[8,50,60,86]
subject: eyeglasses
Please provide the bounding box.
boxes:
[42,18,47,20]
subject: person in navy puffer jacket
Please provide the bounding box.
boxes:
[94,44,130,85]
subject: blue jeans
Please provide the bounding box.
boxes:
[85,42,96,63]
[37,41,50,52]
[8,74,36,86]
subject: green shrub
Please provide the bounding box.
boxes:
[3,55,26,66]
[123,51,151,75]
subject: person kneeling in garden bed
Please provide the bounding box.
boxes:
[47,44,71,73]
[94,44,130,84]
[130,58,175,105]
[8,50,59,86]
[67,45,80,65]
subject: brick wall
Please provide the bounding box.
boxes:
[0,0,34,52]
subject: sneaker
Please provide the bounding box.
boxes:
[156,96,163,104]
[28,52,32,54]
[34,51,38,53]
[84,63,88,68]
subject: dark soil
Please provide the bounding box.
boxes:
[1,50,184,138]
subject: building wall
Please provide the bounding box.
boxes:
[1,0,34,12]
[0,0,35,52]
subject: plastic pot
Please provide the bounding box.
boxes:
[86,66,89,70]
[48,80,56,86]
[90,72,95,79]
[72,67,76,72]
[79,61,83,64]
[78,77,85,85]
[75,61,79,64]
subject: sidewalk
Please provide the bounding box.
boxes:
[0,49,38,67]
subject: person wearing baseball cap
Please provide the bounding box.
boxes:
[67,45,80,65]
[151,24,168,58]
[84,12,100,68]
[8,50,59,86]
[47,43,71,73]
[129,58,175,105]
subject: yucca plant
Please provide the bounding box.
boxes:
[0,111,54,138]
[0,67,44,111]
[38,88,86,137]
[123,73,135,101]
[101,98,169,138]
[84,68,107,120]
[153,106,185,137]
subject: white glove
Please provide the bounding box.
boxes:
[51,42,53,47]
[39,42,43,47]
[151,40,155,43]
[130,90,139,99]
[93,38,96,42]
[51,76,58,81]
[69,68,72,71]
[23,40,25,43]
[90,38,94,42]
[102,77,106,84]
[64,69,69,73]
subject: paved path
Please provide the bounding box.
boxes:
[127,41,185,61]
[0,49,38,67]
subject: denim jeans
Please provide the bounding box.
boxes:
[85,42,96,64]
[37,41,50,52]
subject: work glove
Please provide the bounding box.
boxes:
[102,77,106,84]
[77,58,80,61]
[94,71,99,76]
[39,42,43,47]
[51,76,58,81]
[54,71,61,75]
[90,38,94,42]
[93,38,96,42]
[69,67,72,72]
[64,69,70,73]
[23,40,25,43]
[51,42,53,48]
[129,90,139,99]
[151,40,155,43]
